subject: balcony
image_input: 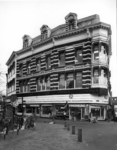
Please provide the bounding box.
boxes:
[92,77,107,88]
[92,54,108,66]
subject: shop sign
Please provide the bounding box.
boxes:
[69,104,85,107]
[30,105,39,107]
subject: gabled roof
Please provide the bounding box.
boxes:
[6,51,16,66]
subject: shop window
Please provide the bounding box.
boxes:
[101,107,104,117]
[91,108,100,117]
[66,73,74,89]
[75,72,82,88]
[42,106,51,114]
[36,58,41,71]
[93,69,99,83]
[27,61,31,74]
[46,76,50,90]
[37,78,41,91]
[46,55,51,69]
[75,47,83,63]
[59,52,65,66]
[59,74,65,89]
[94,44,99,60]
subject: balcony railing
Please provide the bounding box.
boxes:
[92,77,107,88]
[93,54,108,65]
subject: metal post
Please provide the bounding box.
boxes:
[22,97,23,116]
[67,124,70,131]
[64,122,67,128]
[78,129,82,142]
[72,126,75,134]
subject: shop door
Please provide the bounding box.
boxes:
[81,108,85,119]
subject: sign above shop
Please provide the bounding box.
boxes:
[69,104,85,107]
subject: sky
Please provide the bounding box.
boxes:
[0,0,116,96]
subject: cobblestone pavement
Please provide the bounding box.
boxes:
[0,118,117,150]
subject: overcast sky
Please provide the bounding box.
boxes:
[0,0,116,96]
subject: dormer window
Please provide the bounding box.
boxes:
[22,35,32,49]
[40,25,51,41]
[69,19,74,30]
[23,39,28,48]
[65,12,77,31]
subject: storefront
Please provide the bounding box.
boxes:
[89,105,107,120]
[69,104,107,121]
[69,104,86,120]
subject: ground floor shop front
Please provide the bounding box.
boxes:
[16,93,109,120]
[17,104,108,121]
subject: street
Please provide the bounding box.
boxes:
[0,118,117,150]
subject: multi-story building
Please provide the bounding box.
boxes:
[6,13,112,120]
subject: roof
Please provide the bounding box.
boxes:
[6,51,17,66]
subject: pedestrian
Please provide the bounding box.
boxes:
[63,111,66,120]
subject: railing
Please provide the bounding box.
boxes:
[92,77,107,88]
[93,54,108,65]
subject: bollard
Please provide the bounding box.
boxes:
[64,122,67,128]
[17,128,19,135]
[72,126,75,134]
[78,129,82,142]
[67,124,70,131]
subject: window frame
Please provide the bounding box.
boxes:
[59,51,65,66]
[75,47,83,64]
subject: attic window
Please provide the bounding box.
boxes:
[65,13,78,31]
[42,30,47,40]
[23,39,28,48]
[40,25,51,41]
[69,19,74,30]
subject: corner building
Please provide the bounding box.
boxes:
[6,13,112,120]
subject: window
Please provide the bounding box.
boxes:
[37,78,41,91]
[59,74,65,89]
[75,72,82,88]
[93,69,99,83]
[42,30,47,40]
[46,55,51,69]
[19,81,23,93]
[23,80,26,92]
[66,73,74,89]
[94,44,99,60]
[75,48,83,63]
[42,77,45,91]
[27,62,30,74]
[46,76,50,90]
[36,58,40,71]
[19,64,23,76]
[26,80,30,92]
[59,52,65,66]
[23,39,28,48]
[69,19,74,30]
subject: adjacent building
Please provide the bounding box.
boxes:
[6,12,112,120]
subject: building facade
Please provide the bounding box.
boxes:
[6,13,112,120]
